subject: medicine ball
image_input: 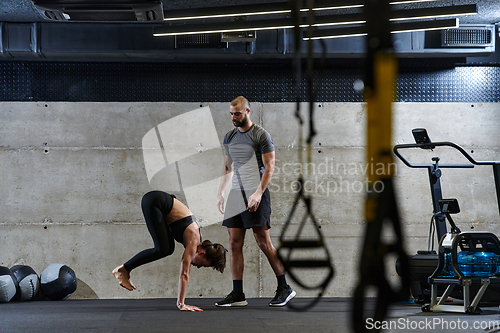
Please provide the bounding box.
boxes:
[0,266,19,303]
[40,264,77,301]
[10,265,40,301]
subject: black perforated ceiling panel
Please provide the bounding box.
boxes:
[0,61,499,102]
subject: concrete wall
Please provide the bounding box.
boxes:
[1,101,499,300]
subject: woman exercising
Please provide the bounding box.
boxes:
[112,191,227,312]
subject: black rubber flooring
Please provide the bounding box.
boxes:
[1,297,500,333]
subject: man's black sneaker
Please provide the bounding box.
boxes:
[269,286,296,306]
[215,291,248,307]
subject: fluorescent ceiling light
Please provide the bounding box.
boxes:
[155,25,294,37]
[390,4,476,21]
[163,9,290,21]
[155,4,475,37]
[389,0,440,4]
[391,17,458,33]
[155,13,366,37]
[163,0,364,22]
[304,5,363,12]
[163,0,469,22]
[306,18,458,40]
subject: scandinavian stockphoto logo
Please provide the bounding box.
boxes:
[141,106,254,227]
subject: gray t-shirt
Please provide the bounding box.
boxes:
[223,124,275,192]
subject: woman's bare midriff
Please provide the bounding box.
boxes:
[165,198,193,225]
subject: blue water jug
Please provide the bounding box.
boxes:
[444,252,500,278]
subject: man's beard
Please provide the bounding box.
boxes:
[233,116,248,128]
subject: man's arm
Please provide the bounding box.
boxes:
[247,150,275,212]
[217,154,233,214]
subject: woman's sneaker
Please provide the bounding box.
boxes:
[269,286,296,306]
[215,291,248,307]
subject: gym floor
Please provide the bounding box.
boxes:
[2,297,500,333]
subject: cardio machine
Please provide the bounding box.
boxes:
[393,128,500,313]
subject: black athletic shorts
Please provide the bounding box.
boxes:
[222,188,271,229]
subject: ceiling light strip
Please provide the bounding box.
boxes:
[155,25,295,37]
[155,13,366,36]
[305,5,363,11]
[163,0,364,21]
[306,18,458,40]
[163,0,471,22]
[390,4,476,21]
[155,5,475,37]
[391,17,458,33]
[389,0,440,4]
[164,10,291,21]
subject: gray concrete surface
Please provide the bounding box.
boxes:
[3,297,500,333]
[0,101,499,300]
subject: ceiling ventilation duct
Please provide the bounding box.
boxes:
[441,25,495,47]
[175,34,229,49]
[31,0,163,22]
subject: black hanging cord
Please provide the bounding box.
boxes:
[279,182,334,311]
[277,0,334,311]
[351,1,411,331]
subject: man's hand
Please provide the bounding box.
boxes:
[217,194,225,214]
[247,192,262,212]
[178,303,203,312]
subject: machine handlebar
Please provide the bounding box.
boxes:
[393,141,499,169]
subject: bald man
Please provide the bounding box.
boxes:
[216,96,296,307]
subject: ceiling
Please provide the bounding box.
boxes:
[1,0,499,25]
[0,0,498,62]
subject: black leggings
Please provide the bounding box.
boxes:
[123,191,176,271]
